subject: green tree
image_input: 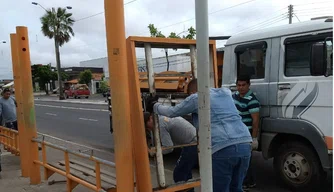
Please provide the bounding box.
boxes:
[147,24,196,71]
[79,70,93,85]
[33,65,55,95]
[98,81,109,94]
[40,7,75,100]
[183,26,196,39]
[148,24,165,38]
[168,32,181,39]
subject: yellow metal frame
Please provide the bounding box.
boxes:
[0,126,19,155]
[32,138,117,192]
[0,1,221,191]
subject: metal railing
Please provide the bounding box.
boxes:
[32,135,117,192]
[0,126,19,155]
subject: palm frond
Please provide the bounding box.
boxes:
[40,6,75,45]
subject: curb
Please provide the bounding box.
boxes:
[34,98,108,105]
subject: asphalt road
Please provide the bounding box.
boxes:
[35,100,113,149]
[34,100,332,192]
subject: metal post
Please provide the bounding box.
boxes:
[104,0,134,191]
[144,43,166,188]
[195,0,213,192]
[10,33,29,177]
[16,26,41,184]
[145,44,155,94]
[288,5,293,24]
[190,45,197,79]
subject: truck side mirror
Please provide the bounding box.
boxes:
[310,42,325,76]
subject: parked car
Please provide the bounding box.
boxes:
[64,84,90,99]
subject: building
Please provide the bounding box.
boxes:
[79,52,192,81]
[61,67,104,94]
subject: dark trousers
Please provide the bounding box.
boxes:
[243,151,256,185]
[5,121,18,131]
[212,143,251,192]
[244,129,256,185]
[173,145,199,192]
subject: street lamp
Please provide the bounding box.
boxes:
[32,2,72,11]
[0,41,6,56]
[32,2,72,100]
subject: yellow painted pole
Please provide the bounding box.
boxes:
[10,33,29,177]
[126,39,153,191]
[104,1,134,191]
[15,26,41,184]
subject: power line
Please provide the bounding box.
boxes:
[293,1,332,6]
[235,14,288,34]
[294,9,333,15]
[137,0,259,35]
[222,6,287,34]
[76,0,139,22]
[294,7,333,12]
[72,0,260,47]
[234,13,288,33]
[236,17,287,34]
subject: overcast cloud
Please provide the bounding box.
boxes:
[0,0,332,79]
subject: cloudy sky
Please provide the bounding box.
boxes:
[0,0,332,79]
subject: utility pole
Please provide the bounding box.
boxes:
[288,4,293,24]
[195,0,213,191]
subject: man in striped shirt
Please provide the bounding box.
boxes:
[233,75,260,191]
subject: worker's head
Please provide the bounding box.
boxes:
[236,75,250,96]
[2,88,11,99]
[187,79,198,95]
[143,112,154,131]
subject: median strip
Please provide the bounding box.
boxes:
[35,103,109,112]
[79,118,98,122]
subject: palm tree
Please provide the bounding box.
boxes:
[40,7,75,100]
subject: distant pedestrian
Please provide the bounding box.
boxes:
[0,88,18,131]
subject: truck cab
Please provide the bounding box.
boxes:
[222,18,333,190]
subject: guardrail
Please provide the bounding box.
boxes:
[32,135,118,192]
[0,126,19,155]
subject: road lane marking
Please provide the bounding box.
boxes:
[35,103,108,112]
[45,113,57,116]
[79,118,98,122]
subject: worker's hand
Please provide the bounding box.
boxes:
[252,138,259,150]
[146,95,159,113]
[252,137,258,150]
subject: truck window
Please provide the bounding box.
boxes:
[284,32,333,77]
[235,41,267,79]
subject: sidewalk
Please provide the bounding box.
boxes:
[34,94,108,105]
[0,143,198,192]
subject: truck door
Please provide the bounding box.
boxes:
[232,40,271,117]
[277,32,333,137]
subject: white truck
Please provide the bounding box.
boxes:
[222,17,333,190]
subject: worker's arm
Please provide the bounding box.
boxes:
[250,112,260,138]
[248,99,260,138]
[153,94,198,118]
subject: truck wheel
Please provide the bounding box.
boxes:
[273,141,324,191]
